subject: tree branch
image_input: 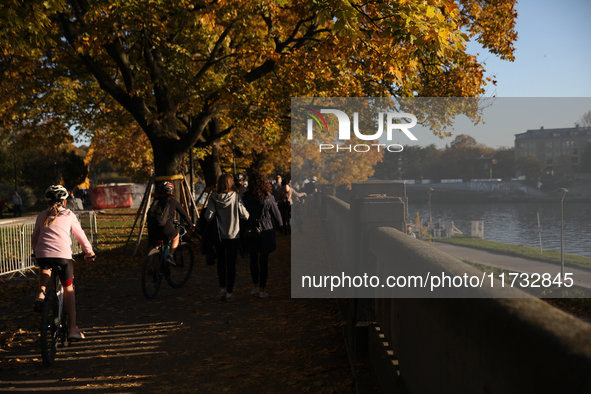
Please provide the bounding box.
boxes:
[104,37,134,93]
[141,33,176,128]
[57,11,152,132]
[195,20,238,82]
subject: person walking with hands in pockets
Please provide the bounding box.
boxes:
[242,172,283,298]
[31,185,95,341]
[205,174,249,302]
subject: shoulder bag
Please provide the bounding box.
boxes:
[243,197,265,242]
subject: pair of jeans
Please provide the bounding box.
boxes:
[250,252,269,288]
[215,238,240,293]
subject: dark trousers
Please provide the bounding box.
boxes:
[278,202,291,233]
[250,252,269,288]
[13,205,21,217]
[215,238,239,293]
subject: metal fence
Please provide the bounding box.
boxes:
[0,211,98,279]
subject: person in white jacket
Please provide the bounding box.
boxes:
[205,174,249,302]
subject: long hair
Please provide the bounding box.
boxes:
[248,172,272,202]
[217,173,237,194]
[44,202,63,226]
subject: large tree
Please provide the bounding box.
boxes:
[516,155,543,182]
[578,110,591,128]
[437,134,493,180]
[1,0,517,183]
[492,147,515,180]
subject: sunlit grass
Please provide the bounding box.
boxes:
[95,209,144,252]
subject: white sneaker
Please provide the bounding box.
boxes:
[226,293,235,302]
[251,286,260,295]
[259,291,269,299]
[166,255,176,266]
[220,289,227,300]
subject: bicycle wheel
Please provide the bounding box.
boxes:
[40,292,59,366]
[166,243,194,288]
[142,251,162,299]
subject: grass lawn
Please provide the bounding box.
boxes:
[434,236,591,271]
[94,209,143,252]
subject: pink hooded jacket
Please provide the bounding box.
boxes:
[31,207,93,259]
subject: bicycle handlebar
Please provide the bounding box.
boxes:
[73,252,96,261]
[174,222,193,238]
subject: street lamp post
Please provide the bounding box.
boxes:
[10,134,17,191]
[427,187,434,225]
[557,188,568,280]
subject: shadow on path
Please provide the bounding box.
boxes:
[1,219,366,393]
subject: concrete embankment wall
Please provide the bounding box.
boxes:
[319,182,591,393]
[372,227,591,393]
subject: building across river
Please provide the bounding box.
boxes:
[514,126,591,175]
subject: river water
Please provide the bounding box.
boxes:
[407,202,591,257]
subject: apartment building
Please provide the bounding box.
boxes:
[514,126,591,173]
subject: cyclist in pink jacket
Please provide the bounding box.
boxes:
[31,185,95,340]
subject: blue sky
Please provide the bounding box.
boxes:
[471,0,591,98]
[404,0,591,149]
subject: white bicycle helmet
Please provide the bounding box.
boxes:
[45,185,68,204]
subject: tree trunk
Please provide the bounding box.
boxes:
[198,139,222,187]
[152,140,185,177]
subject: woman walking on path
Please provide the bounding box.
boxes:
[205,174,249,302]
[277,178,306,234]
[242,173,283,298]
[31,185,95,340]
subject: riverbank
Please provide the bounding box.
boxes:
[406,179,591,203]
[429,240,591,320]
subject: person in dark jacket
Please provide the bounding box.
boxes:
[272,175,282,201]
[234,173,247,198]
[147,182,194,264]
[242,172,283,298]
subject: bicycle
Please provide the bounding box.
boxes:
[141,223,194,299]
[37,253,92,367]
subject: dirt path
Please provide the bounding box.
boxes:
[0,221,367,393]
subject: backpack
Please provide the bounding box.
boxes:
[148,199,171,226]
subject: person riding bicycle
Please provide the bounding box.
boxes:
[147,181,194,264]
[31,185,95,341]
